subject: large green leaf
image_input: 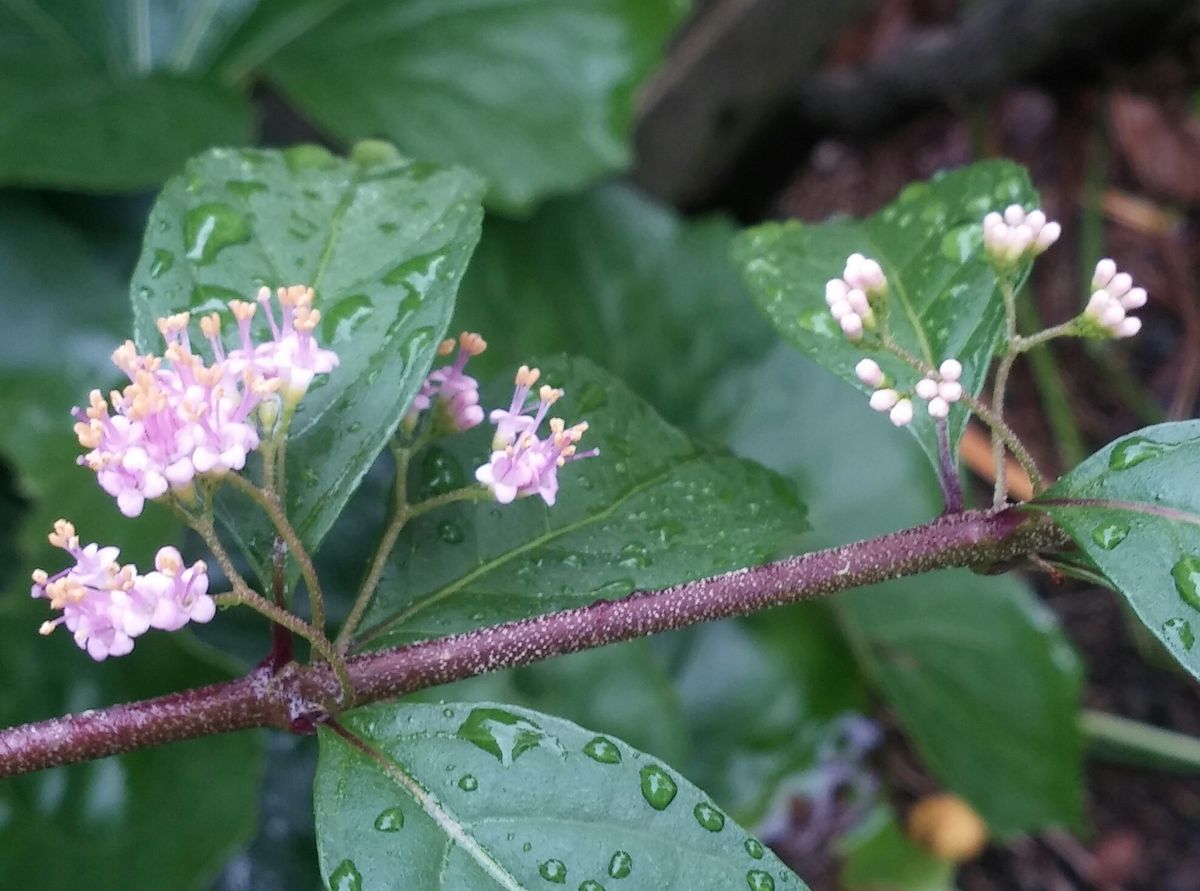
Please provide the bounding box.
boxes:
[718,344,1084,836]
[0,1,253,189]
[732,160,1037,479]
[352,356,809,648]
[231,0,685,213]
[0,197,263,890]
[130,144,485,575]
[315,702,810,889]
[454,184,773,427]
[1031,421,1200,681]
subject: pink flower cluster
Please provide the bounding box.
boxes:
[475,366,598,506]
[983,206,1061,265]
[1085,259,1146,338]
[408,332,486,432]
[31,520,214,661]
[74,286,338,517]
[857,358,964,427]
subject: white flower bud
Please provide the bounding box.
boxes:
[1026,210,1046,231]
[1101,302,1126,328]
[938,359,962,381]
[829,299,852,321]
[1086,290,1112,316]
[826,278,849,306]
[1107,272,1133,300]
[870,388,900,411]
[855,359,884,388]
[938,380,963,403]
[1092,258,1117,290]
[1120,287,1147,310]
[860,258,886,292]
[889,398,914,427]
[1034,221,1061,252]
[983,211,1003,230]
[915,378,939,401]
[840,313,864,340]
[927,396,950,419]
[1116,317,1142,338]
[1004,204,1025,226]
[846,288,870,316]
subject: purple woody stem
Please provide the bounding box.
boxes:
[0,507,1067,779]
[936,418,965,514]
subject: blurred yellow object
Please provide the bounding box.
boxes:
[906,793,989,862]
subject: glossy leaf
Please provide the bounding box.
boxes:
[718,344,1084,836]
[0,197,262,890]
[130,144,485,575]
[315,702,810,889]
[242,0,685,212]
[353,356,809,648]
[1031,421,1200,681]
[733,160,1037,478]
[0,1,252,189]
[454,184,773,426]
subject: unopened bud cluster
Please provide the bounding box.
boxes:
[983,206,1060,266]
[1084,258,1146,339]
[826,254,887,341]
[858,358,964,427]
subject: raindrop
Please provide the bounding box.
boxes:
[329,859,362,891]
[322,295,375,343]
[418,447,466,498]
[437,520,465,544]
[1163,617,1195,651]
[226,179,267,198]
[284,144,336,172]
[582,736,621,764]
[184,204,250,265]
[607,851,632,879]
[746,870,775,891]
[378,221,400,234]
[458,774,479,792]
[457,708,561,765]
[639,764,678,810]
[1109,436,1168,470]
[539,859,567,884]
[1091,523,1130,550]
[1172,555,1200,611]
[744,838,764,859]
[442,707,456,718]
[693,802,726,832]
[189,283,245,315]
[579,882,605,891]
[149,249,174,278]
[373,806,404,832]
[617,543,651,569]
[523,842,533,853]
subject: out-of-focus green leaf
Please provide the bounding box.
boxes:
[0,197,262,890]
[314,702,810,889]
[354,356,808,648]
[455,184,772,426]
[838,806,954,891]
[717,344,1084,836]
[130,144,485,578]
[1031,421,1200,682]
[231,0,685,212]
[733,161,1037,480]
[0,1,253,189]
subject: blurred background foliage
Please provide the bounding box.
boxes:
[1,1,1199,889]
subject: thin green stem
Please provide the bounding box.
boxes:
[1013,320,1081,353]
[990,278,1020,506]
[1082,709,1200,774]
[881,335,1043,495]
[224,472,327,635]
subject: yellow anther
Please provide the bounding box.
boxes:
[549,418,565,435]
[199,313,222,339]
[459,332,487,355]
[39,621,56,636]
[257,286,272,302]
[156,549,183,576]
[31,569,48,585]
[539,386,563,405]
[515,365,540,387]
[75,420,101,449]
[49,519,76,549]
[230,300,257,321]
[437,338,456,357]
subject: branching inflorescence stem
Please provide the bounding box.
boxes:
[0,506,1068,779]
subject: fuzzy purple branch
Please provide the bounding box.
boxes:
[0,506,1068,779]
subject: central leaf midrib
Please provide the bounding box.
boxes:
[355,451,704,647]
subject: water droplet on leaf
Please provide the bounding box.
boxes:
[579,881,605,891]
[583,736,621,764]
[694,802,725,832]
[437,520,465,544]
[321,295,374,343]
[639,764,678,810]
[1163,617,1195,650]
[1109,436,1168,470]
[1172,555,1200,611]
[184,204,250,265]
[746,870,775,891]
[458,774,478,792]
[539,859,567,884]
[373,807,404,832]
[1091,523,1130,550]
[607,851,632,879]
[457,708,560,766]
[150,249,174,278]
[329,859,362,891]
[744,838,764,859]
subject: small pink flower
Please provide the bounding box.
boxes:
[30,521,214,661]
[408,332,487,433]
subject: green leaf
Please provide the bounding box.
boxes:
[455,184,774,427]
[130,145,485,574]
[838,806,954,891]
[0,197,263,890]
[353,356,809,648]
[315,702,810,889]
[0,1,253,189]
[1031,421,1200,681]
[718,344,1084,836]
[237,0,685,213]
[732,160,1037,478]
